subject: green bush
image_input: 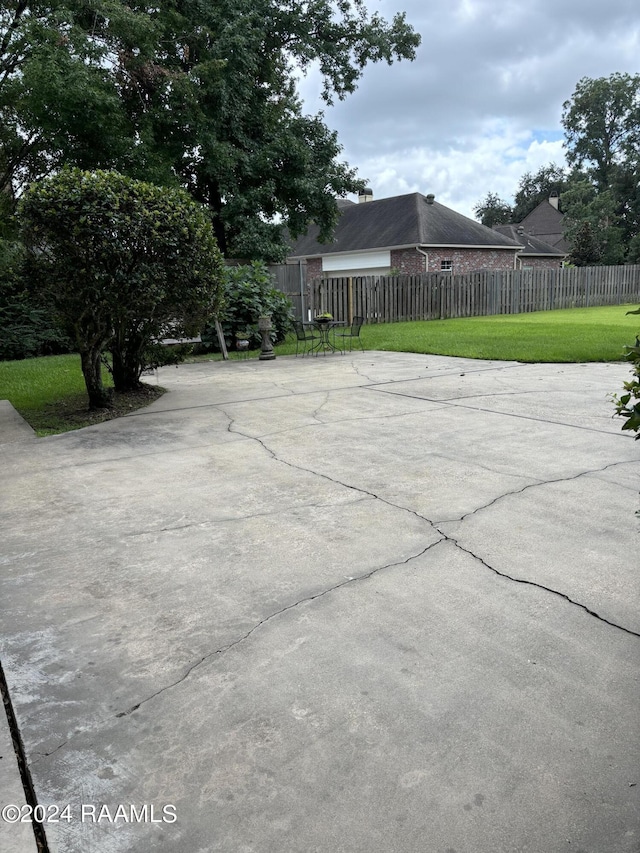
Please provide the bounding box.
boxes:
[613,328,640,439]
[19,168,225,407]
[0,239,72,360]
[201,262,293,352]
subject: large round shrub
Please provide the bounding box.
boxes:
[19,168,225,406]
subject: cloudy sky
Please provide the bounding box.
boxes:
[297,0,640,220]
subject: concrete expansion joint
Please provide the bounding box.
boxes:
[0,661,51,851]
[365,384,632,439]
[437,532,640,640]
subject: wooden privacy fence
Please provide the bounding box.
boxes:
[267,262,307,320]
[306,265,640,324]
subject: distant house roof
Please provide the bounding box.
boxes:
[517,199,568,252]
[493,225,566,257]
[289,192,522,258]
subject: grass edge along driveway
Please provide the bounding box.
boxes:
[1,304,639,435]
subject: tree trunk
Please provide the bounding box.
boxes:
[111,345,143,392]
[110,330,145,392]
[80,348,112,409]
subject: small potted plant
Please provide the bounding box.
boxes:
[235,329,251,352]
[314,312,333,324]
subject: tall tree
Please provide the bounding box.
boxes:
[0,1,151,202]
[562,73,640,190]
[473,192,513,228]
[113,0,421,259]
[561,74,640,262]
[561,173,626,266]
[1,0,420,260]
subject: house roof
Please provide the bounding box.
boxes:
[517,200,568,251]
[493,225,566,257]
[289,192,522,258]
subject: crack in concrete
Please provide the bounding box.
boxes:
[310,391,331,422]
[225,426,640,639]
[113,536,445,719]
[435,458,634,524]
[436,535,640,640]
[239,428,640,639]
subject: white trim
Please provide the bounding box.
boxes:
[322,249,390,272]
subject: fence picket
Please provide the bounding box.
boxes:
[301,265,640,325]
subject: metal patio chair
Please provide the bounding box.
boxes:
[336,316,365,352]
[293,320,319,356]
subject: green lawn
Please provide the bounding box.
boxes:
[1,304,638,435]
[352,305,640,363]
[273,304,640,362]
[0,354,162,435]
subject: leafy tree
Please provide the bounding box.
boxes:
[473,192,513,228]
[0,1,148,206]
[561,173,626,265]
[19,168,225,407]
[561,74,640,262]
[562,73,640,190]
[114,0,420,259]
[566,221,602,267]
[2,0,420,260]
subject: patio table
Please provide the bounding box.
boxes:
[308,319,347,354]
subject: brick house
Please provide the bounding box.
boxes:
[287,190,524,278]
[493,224,566,269]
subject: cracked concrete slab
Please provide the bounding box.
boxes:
[1,352,639,853]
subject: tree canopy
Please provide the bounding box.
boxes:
[473,192,513,228]
[19,168,225,407]
[562,72,640,190]
[1,0,420,259]
[473,73,640,265]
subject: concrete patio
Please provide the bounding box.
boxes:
[1,351,639,853]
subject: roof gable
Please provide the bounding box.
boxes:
[289,192,521,257]
[517,200,568,251]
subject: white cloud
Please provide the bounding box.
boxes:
[296,0,640,220]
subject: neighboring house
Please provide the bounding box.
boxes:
[288,190,524,278]
[515,193,569,253]
[493,224,566,269]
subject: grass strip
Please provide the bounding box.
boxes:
[1,305,638,435]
